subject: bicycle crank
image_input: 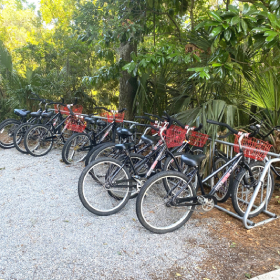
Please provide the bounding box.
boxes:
[197,195,217,212]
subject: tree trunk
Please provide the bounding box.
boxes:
[119,41,137,120]
[190,0,195,31]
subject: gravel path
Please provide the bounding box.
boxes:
[0,148,222,280]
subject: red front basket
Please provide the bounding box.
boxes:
[234,135,272,161]
[65,117,86,133]
[164,126,187,148]
[188,131,209,147]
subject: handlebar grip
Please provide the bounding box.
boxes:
[194,123,203,131]
[119,108,127,113]
[135,116,155,123]
[218,131,232,139]
[144,112,164,122]
[207,119,238,135]
[73,98,78,106]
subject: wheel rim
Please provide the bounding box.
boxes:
[81,160,130,213]
[140,174,194,231]
[67,134,91,163]
[26,126,53,155]
[235,165,272,215]
[0,122,19,145]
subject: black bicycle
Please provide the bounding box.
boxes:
[136,120,274,233]
[61,107,126,164]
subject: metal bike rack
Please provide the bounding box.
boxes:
[208,138,279,229]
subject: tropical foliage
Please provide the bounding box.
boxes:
[1,0,280,148]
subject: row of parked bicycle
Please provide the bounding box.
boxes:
[0,92,278,233]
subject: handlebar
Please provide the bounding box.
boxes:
[144,112,164,122]
[135,116,155,123]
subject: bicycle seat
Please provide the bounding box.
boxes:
[141,135,160,146]
[14,109,31,117]
[96,119,106,126]
[41,111,53,118]
[181,153,206,167]
[115,143,135,151]
[30,110,42,118]
[117,128,133,138]
[84,117,96,124]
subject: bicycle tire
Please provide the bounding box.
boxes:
[62,132,92,164]
[78,157,132,216]
[136,170,196,234]
[84,142,115,166]
[231,161,274,218]
[210,157,232,203]
[13,122,34,154]
[87,142,118,163]
[24,124,54,157]
[0,119,21,149]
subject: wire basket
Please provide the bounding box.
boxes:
[105,112,125,123]
[54,105,83,116]
[65,117,86,133]
[188,131,209,147]
[164,126,187,148]
[234,135,272,161]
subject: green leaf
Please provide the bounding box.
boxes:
[242,3,250,15]
[209,11,223,22]
[187,67,204,72]
[264,30,278,37]
[267,13,280,29]
[252,27,271,33]
[199,71,210,79]
[224,29,232,41]
[209,26,223,38]
[212,63,222,67]
[195,21,206,30]
[245,273,251,279]
[204,21,221,27]
[231,16,240,26]
[266,35,278,42]
[270,0,280,11]
[222,23,229,29]
[193,53,201,62]
[228,5,239,14]
[241,19,248,34]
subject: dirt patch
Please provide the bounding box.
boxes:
[190,186,280,280]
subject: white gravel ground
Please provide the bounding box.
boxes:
[0,148,222,280]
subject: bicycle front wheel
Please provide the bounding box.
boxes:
[24,124,54,156]
[14,122,34,154]
[136,171,196,234]
[62,133,92,164]
[78,157,132,216]
[231,161,274,218]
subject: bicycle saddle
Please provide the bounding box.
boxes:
[141,135,160,146]
[41,111,53,118]
[30,110,42,118]
[84,117,96,124]
[14,109,31,117]
[117,128,133,138]
[96,119,106,126]
[181,153,206,167]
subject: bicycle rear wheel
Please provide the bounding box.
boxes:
[24,124,54,156]
[0,119,20,149]
[231,161,274,218]
[136,171,196,234]
[78,157,132,216]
